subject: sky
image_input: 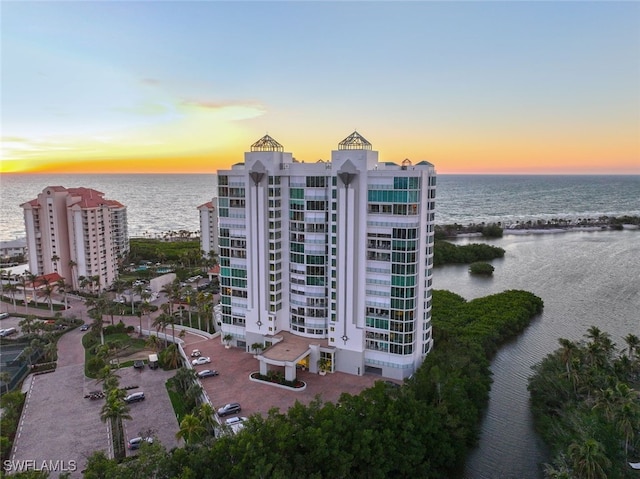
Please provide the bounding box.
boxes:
[2,1,639,175]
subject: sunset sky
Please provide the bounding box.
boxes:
[2,1,639,175]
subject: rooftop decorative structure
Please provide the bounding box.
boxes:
[251,134,284,152]
[338,131,372,151]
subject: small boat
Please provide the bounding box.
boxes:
[629,462,640,470]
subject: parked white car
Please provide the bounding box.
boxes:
[191,356,211,366]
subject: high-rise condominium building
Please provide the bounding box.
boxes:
[197,197,219,259]
[217,132,436,380]
[21,186,129,291]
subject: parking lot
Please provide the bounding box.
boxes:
[9,318,180,477]
[183,335,382,423]
[117,367,181,456]
[6,297,384,476]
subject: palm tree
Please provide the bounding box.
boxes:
[56,278,69,310]
[26,271,38,307]
[145,334,162,352]
[152,313,170,346]
[5,283,18,311]
[51,254,60,273]
[622,333,639,363]
[100,391,132,460]
[175,414,205,445]
[17,274,29,312]
[568,438,611,479]
[79,275,90,293]
[173,367,198,393]
[86,294,110,345]
[18,315,37,336]
[164,343,180,369]
[41,278,55,313]
[198,403,218,435]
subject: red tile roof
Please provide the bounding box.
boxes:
[32,272,63,288]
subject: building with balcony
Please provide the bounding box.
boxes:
[21,186,128,292]
[217,131,436,380]
[197,198,219,260]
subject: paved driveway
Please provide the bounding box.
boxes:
[8,322,180,477]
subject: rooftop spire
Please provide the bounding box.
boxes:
[251,134,284,152]
[338,130,372,150]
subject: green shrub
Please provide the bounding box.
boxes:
[469,262,495,275]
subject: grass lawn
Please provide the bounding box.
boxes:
[83,331,149,377]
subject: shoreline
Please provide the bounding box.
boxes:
[453,224,639,238]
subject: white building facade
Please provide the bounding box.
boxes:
[197,198,219,259]
[217,132,436,380]
[21,186,128,291]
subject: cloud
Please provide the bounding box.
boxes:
[180,99,266,121]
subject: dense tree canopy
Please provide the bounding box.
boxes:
[433,240,505,266]
[529,329,640,479]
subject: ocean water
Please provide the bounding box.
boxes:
[1,174,638,241]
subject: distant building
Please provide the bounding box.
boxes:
[0,238,27,262]
[197,198,219,260]
[21,186,129,291]
[216,131,436,380]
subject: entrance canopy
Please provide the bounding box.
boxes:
[261,331,325,365]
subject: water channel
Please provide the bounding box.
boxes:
[431,230,640,478]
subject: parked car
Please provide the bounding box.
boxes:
[224,416,247,425]
[192,356,211,366]
[196,369,219,378]
[80,324,90,331]
[124,392,145,403]
[133,360,145,369]
[217,402,241,417]
[127,436,153,450]
[0,327,17,337]
[190,349,202,357]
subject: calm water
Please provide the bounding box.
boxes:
[1,173,639,477]
[1,174,638,241]
[434,231,640,478]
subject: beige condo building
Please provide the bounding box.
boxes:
[21,186,128,291]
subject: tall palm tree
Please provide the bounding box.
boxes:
[86,294,110,345]
[139,301,152,335]
[25,271,38,307]
[51,254,60,273]
[132,282,147,315]
[100,391,132,460]
[175,414,205,445]
[152,313,169,346]
[17,275,29,312]
[18,315,37,336]
[79,275,90,293]
[145,334,162,352]
[198,403,218,435]
[568,438,611,479]
[91,275,101,295]
[5,283,18,311]
[41,278,55,314]
[622,333,639,363]
[56,278,68,310]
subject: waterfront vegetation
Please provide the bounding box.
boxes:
[469,261,495,276]
[80,288,544,478]
[433,240,505,266]
[435,215,640,239]
[529,328,640,479]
